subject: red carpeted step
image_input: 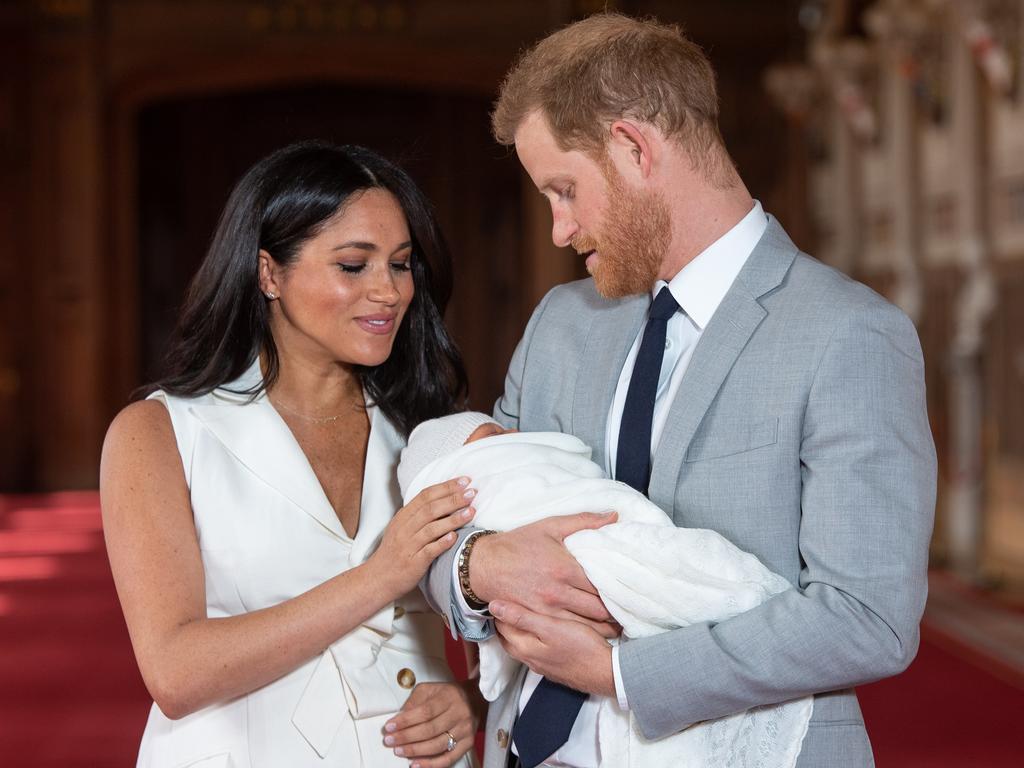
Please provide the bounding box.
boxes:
[0,493,150,767]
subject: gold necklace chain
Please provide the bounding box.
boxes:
[269,397,344,425]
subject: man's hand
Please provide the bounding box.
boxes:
[490,600,616,697]
[470,512,618,631]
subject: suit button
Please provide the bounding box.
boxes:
[496,728,508,748]
[394,605,406,619]
[397,668,416,689]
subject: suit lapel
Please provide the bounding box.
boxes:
[647,288,766,511]
[190,398,348,542]
[647,216,798,512]
[572,293,648,472]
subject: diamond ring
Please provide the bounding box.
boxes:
[445,730,457,752]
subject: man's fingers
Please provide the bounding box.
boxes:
[549,607,620,638]
[545,511,618,540]
[491,600,560,639]
[558,585,613,622]
[495,621,529,661]
[590,619,621,639]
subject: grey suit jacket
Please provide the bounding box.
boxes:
[425,217,936,767]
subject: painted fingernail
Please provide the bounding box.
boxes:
[463,488,476,499]
[384,735,395,746]
[462,507,475,518]
[457,476,470,487]
[394,747,404,756]
[385,722,397,733]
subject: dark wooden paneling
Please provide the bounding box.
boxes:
[0,8,33,491]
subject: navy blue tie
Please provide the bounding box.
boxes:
[511,677,588,767]
[511,287,678,768]
[615,286,679,495]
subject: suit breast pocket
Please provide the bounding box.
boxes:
[684,416,779,463]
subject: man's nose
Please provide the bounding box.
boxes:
[551,212,579,248]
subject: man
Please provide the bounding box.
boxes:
[418,13,935,768]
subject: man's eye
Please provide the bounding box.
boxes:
[559,186,575,201]
[338,263,365,274]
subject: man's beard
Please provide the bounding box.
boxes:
[574,170,672,298]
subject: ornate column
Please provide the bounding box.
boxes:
[809,38,878,275]
[942,0,1002,581]
[866,0,929,325]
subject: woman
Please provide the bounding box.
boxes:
[101,141,482,768]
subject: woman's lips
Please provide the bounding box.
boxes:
[356,315,397,335]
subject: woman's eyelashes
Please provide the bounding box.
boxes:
[336,260,412,274]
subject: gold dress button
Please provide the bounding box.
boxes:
[394,605,406,619]
[496,728,508,748]
[397,668,416,689]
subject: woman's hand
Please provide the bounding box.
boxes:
[369,477,476,597]
[383,681,483,767]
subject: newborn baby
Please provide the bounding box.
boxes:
[398,412,813,768]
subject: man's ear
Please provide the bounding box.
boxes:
[607,120,654,180]
[258,249,280,299]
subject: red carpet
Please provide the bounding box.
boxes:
[859,624,1024,767]
[2,493,1022,767]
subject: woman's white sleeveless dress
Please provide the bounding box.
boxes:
[136,364,469,768]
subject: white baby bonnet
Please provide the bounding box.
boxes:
[397,411,498,499]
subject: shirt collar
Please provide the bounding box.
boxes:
[654,200,768,330]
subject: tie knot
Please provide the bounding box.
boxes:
[649,286,679,321]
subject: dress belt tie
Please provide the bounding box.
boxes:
[292,604,396,758]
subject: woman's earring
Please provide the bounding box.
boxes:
[264,291,276,300]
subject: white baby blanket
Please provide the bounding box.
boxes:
[401,431,812,768]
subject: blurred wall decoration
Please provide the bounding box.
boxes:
[765,0,1024,591]
[0,0,1021,595]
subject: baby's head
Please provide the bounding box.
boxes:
[464,421,512,444]
[398,412,514,499]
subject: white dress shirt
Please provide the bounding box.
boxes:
[455,200,768,767]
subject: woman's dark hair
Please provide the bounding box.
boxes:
[145,140,467,436]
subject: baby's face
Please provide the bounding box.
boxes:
[464,423,515,444]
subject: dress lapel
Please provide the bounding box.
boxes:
[190,398,348,541]
[350,403,405,567]
[188,360,348,541]
[647,216,799,512]
[572,293,648,473]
